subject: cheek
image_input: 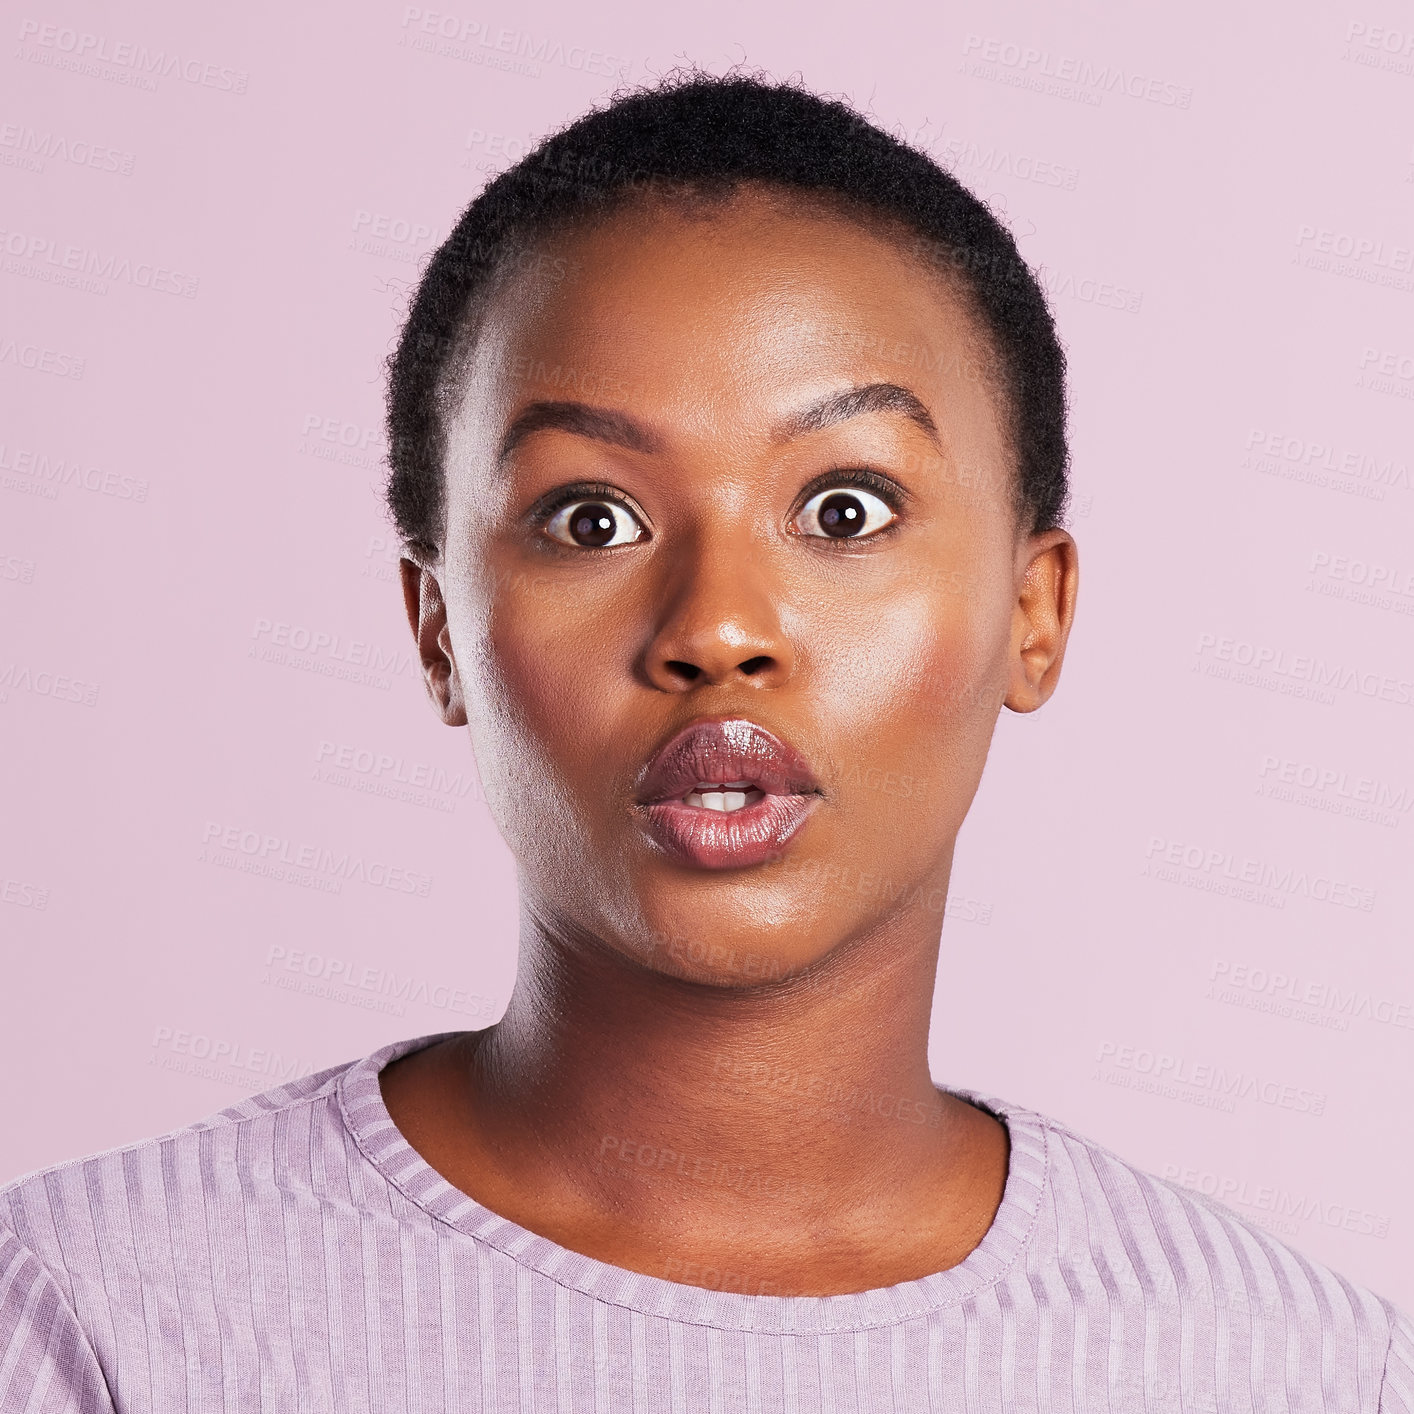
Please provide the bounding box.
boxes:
[457,588,626,847]
[807,577,1010,820]
[811,573,1007,729]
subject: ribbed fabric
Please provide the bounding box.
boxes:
[1,1033,1409,1411]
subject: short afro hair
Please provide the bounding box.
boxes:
[384,70,1069,550]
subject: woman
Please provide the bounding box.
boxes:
[2,72,1409,1412]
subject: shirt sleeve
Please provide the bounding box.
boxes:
[1381,1299,1414,1414]
[0,1226,115,1414]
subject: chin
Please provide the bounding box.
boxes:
[606,879,862,990]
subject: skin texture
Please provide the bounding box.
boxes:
[381,185,1079,1298]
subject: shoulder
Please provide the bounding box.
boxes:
[1034,1104,1394,1318]
[990,1095,1413,1408]
[0,1030,459,1279]
[0,1060,364,1412]
[0,1059,356,1273]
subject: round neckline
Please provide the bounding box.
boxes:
[338,1031,1050,1336]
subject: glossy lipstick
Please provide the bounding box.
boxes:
[633,718,821,869]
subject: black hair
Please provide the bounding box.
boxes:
[384,69,1069,550]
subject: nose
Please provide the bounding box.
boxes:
[640,537,795,693]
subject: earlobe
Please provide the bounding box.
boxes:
[399,553,468,727]
[1004,530,1079,714]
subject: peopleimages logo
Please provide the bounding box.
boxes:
[1,876,49,910]
[1356,346,1414,402]
[959,35,1193,108]
[1308,551,1414,599]
[348,209,435,264]
[1143,836,1376,912]
[262,945,497,1022]
[15,19,249,93]
[1341,20,1414,77]
[936,135,1080,191]
[1242,428,1410,497]
[397,8,631,80]
[461,126,540,173]
[312,739,482,813]
[297,413,385,471]
[249,617,413,691]
[0,552,36,583]
[0,442,149,502]
[1194,631,1414,709]
[0,335,84,379]
[1093,1041,1327,1116]
[0,227,199,297]
[0,661,100,707]
[1033,263,1143,313]
[1294,223,1414,294]
[1208,960,1414,1034]
[1162,1163,1390,1240]
[149,1027,316,1088]
[0,120,136,176]
[1297,223,1412,264]
[1257,753,1411,829]
[199,821,433,898]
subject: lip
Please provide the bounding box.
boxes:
[632,717,822,870]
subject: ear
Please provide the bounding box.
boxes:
[399,551,468,727]
[1004,529,1079,714]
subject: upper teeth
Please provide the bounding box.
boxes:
[684,784,761,812]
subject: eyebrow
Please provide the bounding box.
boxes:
[775,383,941,447]
[497,402,661,465]
[495,382,939,465]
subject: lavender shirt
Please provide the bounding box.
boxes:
[2,1033,1410,1411]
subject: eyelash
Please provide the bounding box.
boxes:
[528,481,638,525]
[789,468,908,551]
[527,470,909,544]
[796,467,904,505]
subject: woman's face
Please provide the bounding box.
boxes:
[411,186,1075,984]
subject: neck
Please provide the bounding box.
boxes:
[469,892,967,1226]
[380,856,1013,1295]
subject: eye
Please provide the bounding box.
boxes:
[543,498,646,548]
[793,485,896,540]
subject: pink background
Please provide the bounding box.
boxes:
[3,1,1412,1310]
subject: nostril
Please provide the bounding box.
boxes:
[738,656,774,676]
[665,660,702,683]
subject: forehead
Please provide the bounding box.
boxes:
[449,187,1004,464]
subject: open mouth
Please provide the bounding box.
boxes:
[633,719,821,869]
[680,782,764,812]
